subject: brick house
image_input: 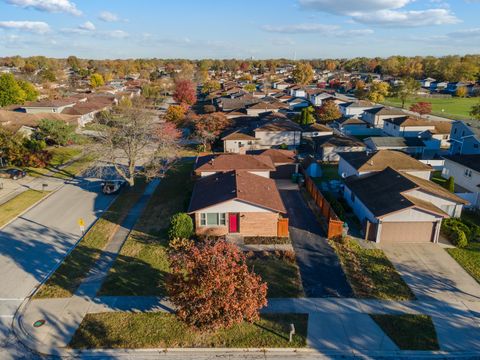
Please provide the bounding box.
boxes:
[188,170,287,237]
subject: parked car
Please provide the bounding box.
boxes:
[101,180,125,195]
[0,169,26,180]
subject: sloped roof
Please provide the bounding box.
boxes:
[254,119,302,132]
[339,150,432,173]
[314,134,365,148]
[0,110,79,133]
[194,154,275,174]
[221,129,257,141]
[188,170,286,213]
[364,107,406,116]
[247,149,296,164]
[366,137,425,148]
[443,154,480,173]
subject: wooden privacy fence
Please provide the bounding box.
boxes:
[304,175,344,239]
[277,218,289,237]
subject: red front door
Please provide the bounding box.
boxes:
[229,213,239,233]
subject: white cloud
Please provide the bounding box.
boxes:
[79,21,95,31]
[103,30,129,39]
[262,23,338,33]
[354,8,460,26]
[0,20,50,33]
[298,0,411,15]
[6,0,82,16]
[98,11,119,22]
[262,23,374,37]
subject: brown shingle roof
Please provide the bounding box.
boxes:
[0,110,79,133]
[339,150,432,173]
[188,171,286,213]
[194,154,275,174]
[402,172,468,204]
[247,149,296,164]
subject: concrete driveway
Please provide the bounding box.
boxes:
[278,182,353,298]
[381,243,480,302]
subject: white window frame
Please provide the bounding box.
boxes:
[200,213,226,227]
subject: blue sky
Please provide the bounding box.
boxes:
[0,0,479,59]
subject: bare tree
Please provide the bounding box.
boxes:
[96,100,180,186]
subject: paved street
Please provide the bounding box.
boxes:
[279,187,353,298]
[0,176,116,358]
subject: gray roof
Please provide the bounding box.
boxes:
[363,107,406,116]
[366,137,425,148]
[443,155,480,173]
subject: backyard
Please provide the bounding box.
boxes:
[382,96,478,121]
[70,312,308,349]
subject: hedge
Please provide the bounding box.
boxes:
[441,219,469,248]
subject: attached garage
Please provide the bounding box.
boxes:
[271,164,297,179]
[379,221,437,243]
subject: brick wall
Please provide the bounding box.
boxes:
[193,212,279,237]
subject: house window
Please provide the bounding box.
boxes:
[464,169,472,177]
[200,213,226,226]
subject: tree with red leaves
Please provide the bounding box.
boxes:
[194,112,231,151]
[173,79,197,107]
[409,102,432,115]
[167,239,267,331]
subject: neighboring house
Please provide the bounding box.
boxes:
[0,109,80,137]
[364,137,425,157]
[442,155,480,209]
[429,81,448,92]
[61,97,113,127]
[18,98,80,114]
[289,86,306,98]
[362,107,406,128]
[312,134,366,162]
[194,154,275,178]
[334,117,382,137]
[188,170,287,237]
[339,100,380,118]
[287,98,310,111]
[338,150,433,180]
[246,101,288,116]
[449,121,480,155]
[254,119,302,149]
[309,91,335,106]
[247,149,298,179]
[421,77,436,88]
[222,130,258,154]
[301,123,333,138]
[344,167,467,243]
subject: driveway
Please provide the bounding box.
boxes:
[278,185,353,298]
[381,243,480,302]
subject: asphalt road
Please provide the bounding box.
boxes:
[0,177,115,358]
[280,189,353,298]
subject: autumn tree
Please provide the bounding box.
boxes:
[90,73,105,88]
[292,62,314,85]
[173,79,197,107]
[354,79,367,100]
[316,100,341,123]
[368,81,390,103]
[295,106,316,125]
[201,79,220,95]
[410,102,432,115]
[456,86,468,98]
[470,103,480,121]
[392,78,420,108]
[167,239,267,331]
[165,104,186,123]
[96,100,180,186]
[243,84,256,93]
[194,112,231,151]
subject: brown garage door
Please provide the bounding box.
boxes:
[380,222,435,243]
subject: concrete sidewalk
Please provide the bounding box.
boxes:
[17,179,161,350]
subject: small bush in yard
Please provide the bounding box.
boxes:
[441,219,469,248]
[168,213,194,240]
[453,229,468,248]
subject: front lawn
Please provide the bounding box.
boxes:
[70,312,308,349]
[246,252,304,298]
[382,96,478,121]
[0,190,49,228]
[371,314,439,350]
[447,242,480,283]
[330,238,415,300]
[98,161,193,296]
[35,179,148,298]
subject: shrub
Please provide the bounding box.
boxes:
[324,192,346,221]
[168,213,194,240]
[446,176,455,193]
[452,228,468,248]
[441,218,470,248]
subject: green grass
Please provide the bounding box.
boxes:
[0,190,49,228]
[247,253,304,298]
[98,161,193,296]
[447,242,480,283]
[312,164,340,186]
[49,147,83,166]
[330,239,415,300]
[35,179,148,298]
[462,210,480,226]
[430,170,447,187]
[70,312,308,349]
[382,96,479,121]
[371,314,439,350]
